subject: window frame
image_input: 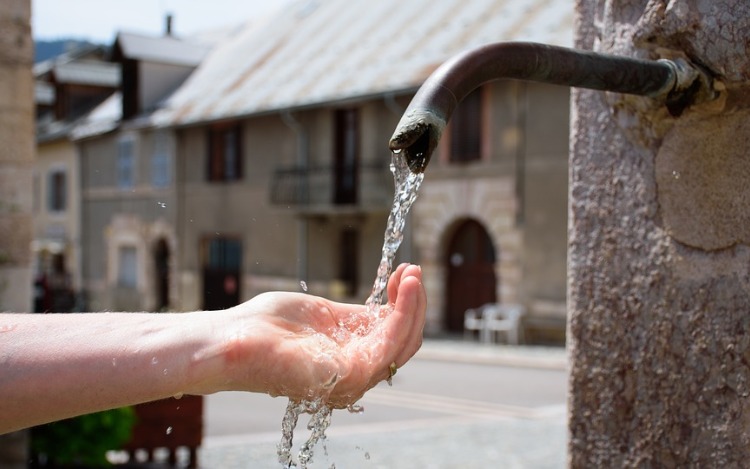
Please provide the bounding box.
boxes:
[117,245,138,289]
[151,131,171,188]
[449,87,483,164]
[117,134,137,189]
[47,167,67,213]
[206,123,243,182]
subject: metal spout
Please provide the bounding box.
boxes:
[389,41,716,173]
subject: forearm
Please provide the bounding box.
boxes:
[0,311,226,434]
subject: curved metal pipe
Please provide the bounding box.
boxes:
[389,41,714,173]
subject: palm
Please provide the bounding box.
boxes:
[226,264,425,407]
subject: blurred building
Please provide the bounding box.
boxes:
[33,45,119,312]
[46,0,573,343]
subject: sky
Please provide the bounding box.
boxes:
[32,0,290,43]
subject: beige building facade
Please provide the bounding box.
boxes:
[71,0,572,343]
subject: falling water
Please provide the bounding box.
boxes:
[276,151,424,468]
[365,150,425,315]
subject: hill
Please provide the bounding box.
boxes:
[34,39,103,63]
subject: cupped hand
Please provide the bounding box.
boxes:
[215,263,426,407]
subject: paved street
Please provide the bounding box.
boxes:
[198,339,569,468]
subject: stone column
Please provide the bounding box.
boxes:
[568,0,750,466]
[0,0,33,312]
[0,0,32,466]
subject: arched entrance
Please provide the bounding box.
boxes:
[445,219,497,332]
[153,238,170,311]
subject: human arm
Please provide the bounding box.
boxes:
[0,263,426,434]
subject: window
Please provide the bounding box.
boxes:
[339,228,359,296]
[152,132,171,187]
[117,136,136,189]
[118,246,137,288]
[48,169,67,212]
[449,87,483,163]
[207,124,242,182]
[334,109,359,204]
[204,237,242,270]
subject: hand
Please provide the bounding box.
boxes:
[207,264,426,407]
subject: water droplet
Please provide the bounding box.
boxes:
[151,357,159,365]
[163,368,168,375]
[112,358,117,367]
[672,170,681,180]
[300,280,308,292]
[166,426,173,435]
[364,452,371,460]
[157,201,167,208]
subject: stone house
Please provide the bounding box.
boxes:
[73,0,573,343]
[72,31,211,312]
[33,46,119,311]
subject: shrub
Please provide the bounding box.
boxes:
[31,407,136,467]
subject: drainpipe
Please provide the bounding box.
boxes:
[281,111,309,285]
[389,41,716,174]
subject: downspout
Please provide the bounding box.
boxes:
[389,41,716,174]
[281,111,309,286]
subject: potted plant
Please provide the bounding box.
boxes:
[30,407,135,468]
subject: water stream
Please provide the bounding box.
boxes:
[276,151,424,468]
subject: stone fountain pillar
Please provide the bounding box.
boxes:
[0,0,33,466]
[568,0,750,466]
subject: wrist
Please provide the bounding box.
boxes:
[181,308,269,396]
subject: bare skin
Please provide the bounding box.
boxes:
[0,263,426,434]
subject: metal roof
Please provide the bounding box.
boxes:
[114,31,212,67]
[51,60,121,87]
[154,0,574,127]
[71,92,122,140]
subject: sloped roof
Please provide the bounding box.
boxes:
[51,60,120,87]
[154,0,574,127]
[114,31,211,67]
[71,92,123,140]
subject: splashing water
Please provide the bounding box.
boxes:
[278,399,332,468]
[276,152,423,468]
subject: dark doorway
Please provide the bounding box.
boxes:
[445,219,497,332]
[202,237,242,311]
[333,108,359,205]
[153,239,170,311]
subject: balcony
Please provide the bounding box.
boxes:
[270,162,392,215]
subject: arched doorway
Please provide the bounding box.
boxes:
[153,239,170,311]
[445,219,497,332]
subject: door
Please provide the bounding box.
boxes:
[153,238,170,311]
[445,220,497,332]
[202,237,242,311]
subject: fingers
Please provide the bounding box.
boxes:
[378,264,426,375]
[391,265,426,367]
[386,263,411,305]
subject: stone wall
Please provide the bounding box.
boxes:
[568,0,750,466]
[0,0,32,466]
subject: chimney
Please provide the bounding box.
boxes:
[165,14,173,36]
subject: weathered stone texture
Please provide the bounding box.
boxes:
[569,0,750,467]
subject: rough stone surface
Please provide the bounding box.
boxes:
[568,0,750,467]
[0,0,31,462]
